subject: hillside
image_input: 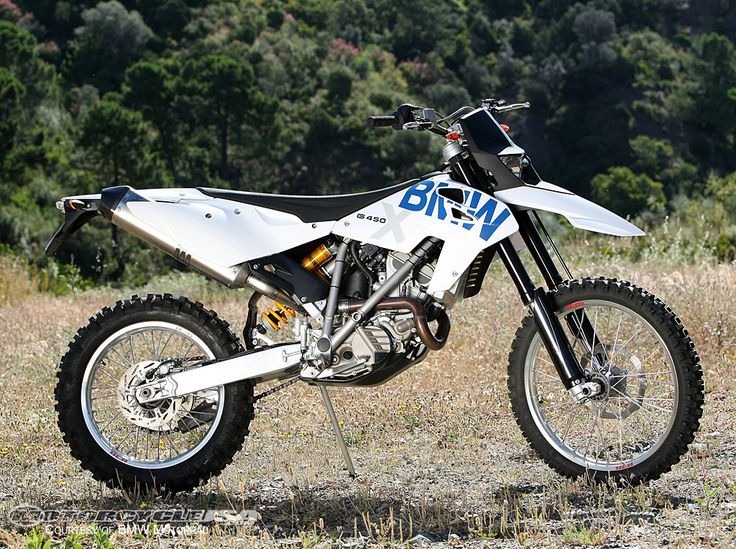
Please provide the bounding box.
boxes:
[3,0,736,284]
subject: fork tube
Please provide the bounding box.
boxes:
[515,210,607,361]
[514,210,563,288]
[497,238,586,390]
[449,152,588,389]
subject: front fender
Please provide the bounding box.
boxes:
[495,182,645,237]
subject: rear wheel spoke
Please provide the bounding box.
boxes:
[83,324,224,468]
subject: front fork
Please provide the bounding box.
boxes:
[498,213,604,402]
[447,152,603,402]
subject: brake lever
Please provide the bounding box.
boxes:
[492,101,531,113]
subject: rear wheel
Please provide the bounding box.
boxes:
[508,278,703,483]
[55,294,254,493]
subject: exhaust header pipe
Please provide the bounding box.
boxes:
[100,186,293,303]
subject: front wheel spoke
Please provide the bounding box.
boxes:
[582,409,599,458]
[540,400,577,415]
[617,392,673,414]
[534,369,559,380]
[619,414,651,446]
[616,396,673,403]
[560,407,580,443]
[616,400,626,458]
[636,346,662,366]
[633,370,675,377]
[607,326,645,367]
[536,356,558,370]
[595,410,610,463]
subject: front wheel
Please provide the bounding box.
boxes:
[508,278,704,483]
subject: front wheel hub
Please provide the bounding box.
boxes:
[581,343,648,419]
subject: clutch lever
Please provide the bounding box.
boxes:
[492,101,531,114]
[402,120,434,131]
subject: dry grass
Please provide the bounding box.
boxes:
[0,255,38,307]
[0,255,734,547]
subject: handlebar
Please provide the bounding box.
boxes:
[366,98,530,134]
[366,115,398,129]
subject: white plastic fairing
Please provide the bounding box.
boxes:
[494,182,645,237]
[123,189,335,267]
[57,179,520,294]
[334,174,519,293]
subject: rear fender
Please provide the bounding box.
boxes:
[44,195,102,256]
[494,182,645,237]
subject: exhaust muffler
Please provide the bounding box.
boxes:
[99,186,293,303]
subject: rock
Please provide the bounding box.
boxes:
[408,534,435,546]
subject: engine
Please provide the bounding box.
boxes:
[305,242,452,383]
[251,240,453,385]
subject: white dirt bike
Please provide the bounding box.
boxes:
[46,100,704,493]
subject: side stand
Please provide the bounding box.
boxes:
[319,385,356,477]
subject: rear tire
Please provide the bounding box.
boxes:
[55,294,254,493]
[508,278,703,483]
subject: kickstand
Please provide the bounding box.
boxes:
[319,385,356,477]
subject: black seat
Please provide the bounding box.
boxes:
[197,177,429,223]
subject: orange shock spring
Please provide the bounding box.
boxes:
[261,301,297,331]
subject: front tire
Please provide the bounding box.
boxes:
[55,294,254,493]
[508,278,703,483]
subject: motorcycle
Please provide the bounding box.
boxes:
[46,100,704,493]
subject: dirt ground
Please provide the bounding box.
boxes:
[0,257,734,547]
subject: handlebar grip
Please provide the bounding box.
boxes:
[366,115,398,129]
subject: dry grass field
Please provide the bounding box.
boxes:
[0,253,734,547]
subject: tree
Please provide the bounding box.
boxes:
[79,94,164,277]
[591,166,666,218]
[0,20,54,109]
[80,94,160,187]
[179,53,264,181]
[0,67,24,158]
[573,7,616,45]
[688,33,736,168]
[68,1,153,91]
[123,61,179,177]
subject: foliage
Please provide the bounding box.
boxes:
[2,0,736,283]
[591,166,666,218]
[67,0,153,92]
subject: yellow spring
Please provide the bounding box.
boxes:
[261,301,296,331]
